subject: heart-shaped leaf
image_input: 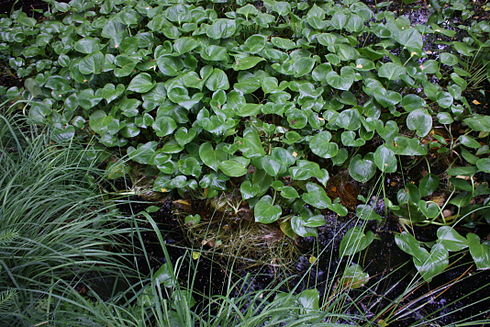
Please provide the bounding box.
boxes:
[407,109,432,137]
[232,56,265,71]
[467,233,490,270]
[218,157,250,177]
[128,73,155,93]
[254,195,282,224]
[325,67,355,91]
[437,226,468,252]
[309,131,339,159]
[374,145,397,173]
[378,62,406,81]
[348,154,376,183]
[152,116,177,137]
[302,183,331,209]
[199,142,227,171]
[340,227,375,257]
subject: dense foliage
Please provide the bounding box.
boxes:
[1,0,489,283]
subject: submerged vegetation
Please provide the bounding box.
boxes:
[0,0,489,325]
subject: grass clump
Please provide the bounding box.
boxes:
[0,114,134,325]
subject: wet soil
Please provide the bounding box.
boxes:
[1,0,51,15]
[117,192,489,326]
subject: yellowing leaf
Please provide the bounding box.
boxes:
[174,199,191,206]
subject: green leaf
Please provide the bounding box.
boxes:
[206,19,237,39]
[348,154,376,183]
[271,37,296,50]
[356,204,382,221]
[156,55,183,76]
[127,141,157,165]
[175,127,197,147]
[254,195,282,224]
[406,109,432,137]
[419,174,439,197]
[167,84,190,104]
[260,156,282,176]
[389,136,427,156]
[309,131,338,159]
[355,58,375,71]
[436,92,453,108]
[79,52,105,75]
[373,87,402,108]
[96,83,125,104]
[401,94,426,112]
[395,232,426,258]
[173,37,199,55]
[447,166,477,176]
[396,28,423,51]
[336,109,362,130]
[185,214,201,225]
[240,180,261,200]
[89,110,120,135]
[476,158,490,173]
[467,233,490,270]
[374,145,397,173]
[341,264,369,289]
[243,34,266,54]
[17,12,36,27]
[178,157,202,177]
[453,42,474,56]
[440,52,459,66]
[437,226,468,252]
[232,56,265,71]
[463,115,490,132]
[325,67,355,91]
[286,109,308,129]
[116,97,141,117]
[290,57,316,77]
[205,68,229,91]
[378,62,406,81]
[290,216,317,237]
[413,243,448,282]
[237,4,260,17]
[128,73,155,93]
[237,103,263,117]
[289,160,322,181]
[199,142,226,172]
[239,128,265,158]
[297,289,319,312]
[218,157,249,177]
[341,131,365,147]
[418,200,440,219]
[340,227,375,257]
[78,89,102,110]
[264,0,291,15]
[200,45,229,61]
[152,116,177,137]
[335,44,359,61]
[74,37,101,54]
[302,183,331,209]
[279,186,299,200]
[101,19,126,47]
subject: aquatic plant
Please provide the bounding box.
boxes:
[0,0,488,292]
